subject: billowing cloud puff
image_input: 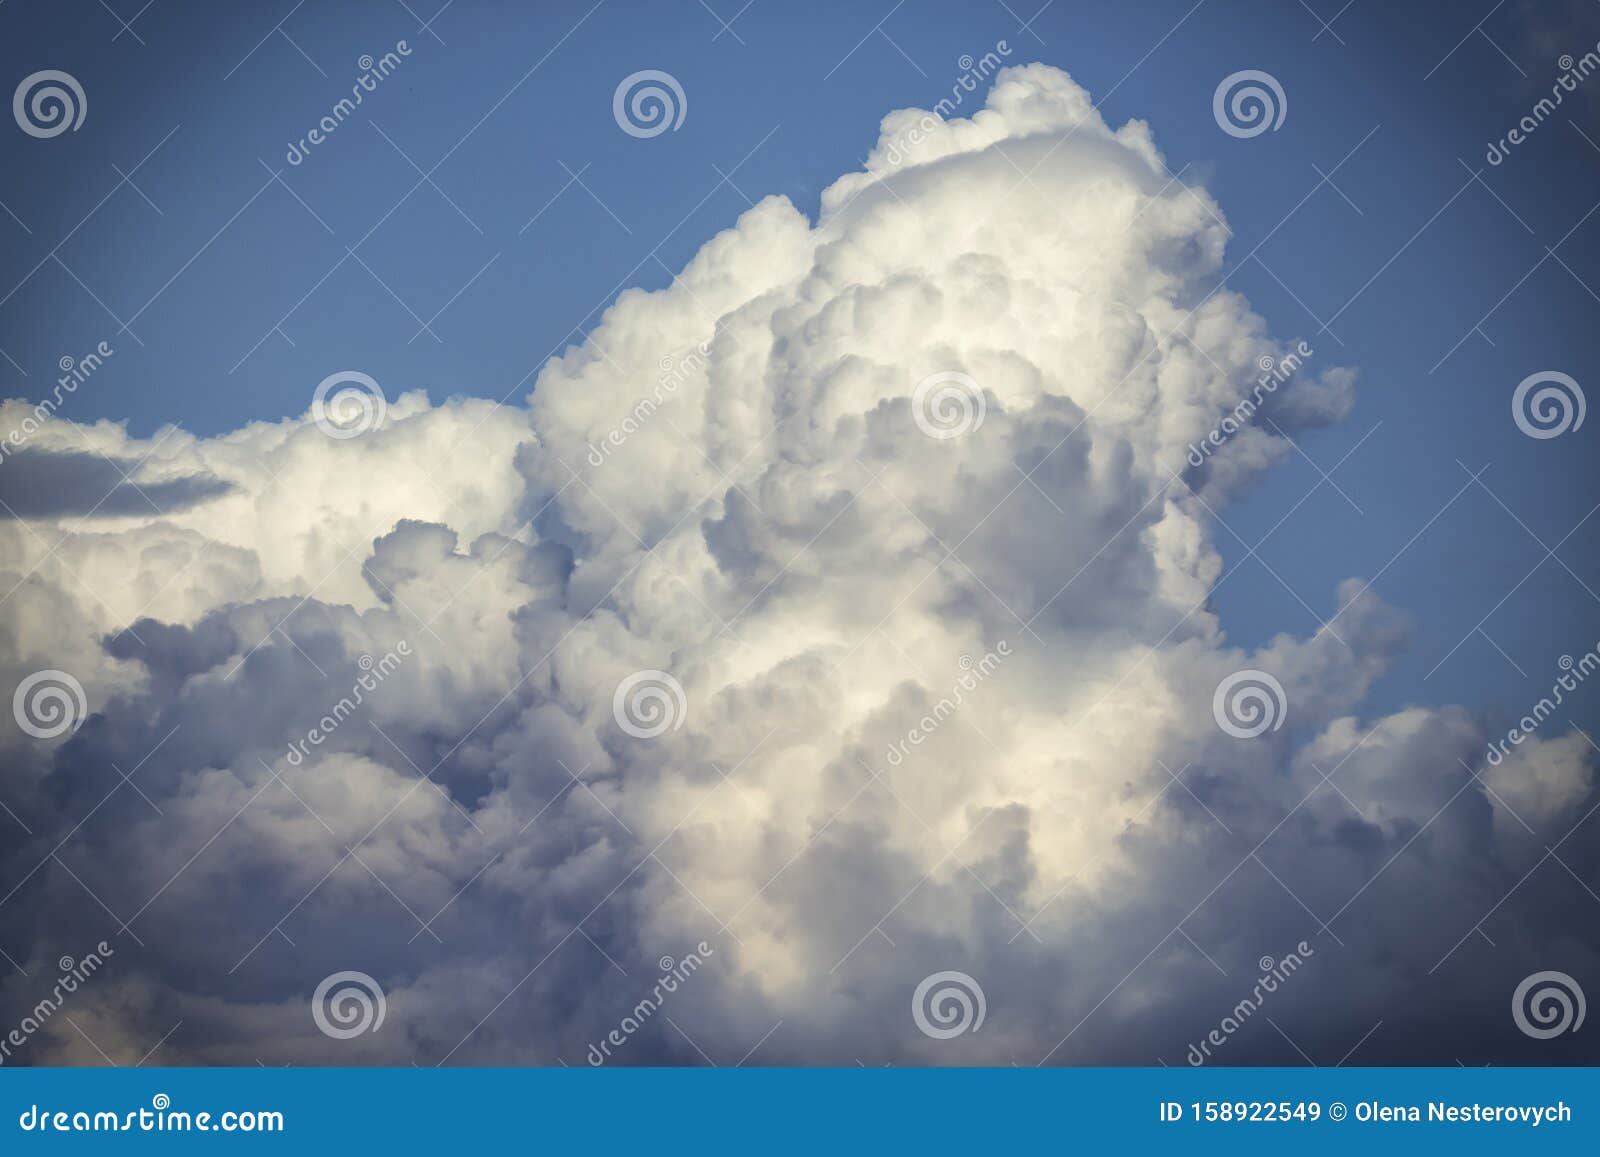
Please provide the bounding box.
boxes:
[1,64,1594,1067]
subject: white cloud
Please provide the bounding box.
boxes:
[0,64,1592,1066]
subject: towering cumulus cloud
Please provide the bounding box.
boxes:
[0,64,1594,1065]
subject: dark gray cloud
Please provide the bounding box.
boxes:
[0,448,232,519]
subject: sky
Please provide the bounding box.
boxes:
[1,0,1596,716]
[0,0,1597,1066]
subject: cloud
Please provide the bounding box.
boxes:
[0,448,233,519]
[0,64,1594,1067]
